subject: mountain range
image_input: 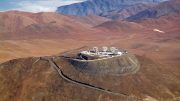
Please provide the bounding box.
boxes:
[56,0,167,18]
[0,0,179,60]
[0,11,108,40]
[57,0,180,21]
[0,0,180,101]
[128,0,180,20]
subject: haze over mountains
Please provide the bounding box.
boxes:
[0,0,180,101]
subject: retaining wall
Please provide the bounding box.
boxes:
[67,53,140,75]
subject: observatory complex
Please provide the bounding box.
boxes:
[63,46,139,75]
[79,47,127,60]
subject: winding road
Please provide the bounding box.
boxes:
[41,57,142,101]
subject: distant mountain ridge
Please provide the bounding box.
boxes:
[127,0,180,21]
[56,0,167,16]
[0,11,108,40]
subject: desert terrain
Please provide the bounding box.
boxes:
[0,0,179,101]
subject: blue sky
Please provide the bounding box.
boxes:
[0,0,85,12]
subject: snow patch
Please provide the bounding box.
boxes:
[153,29,165,33]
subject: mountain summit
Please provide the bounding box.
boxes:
[56,0,167,16]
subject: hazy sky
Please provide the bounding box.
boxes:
[0,0,85,12]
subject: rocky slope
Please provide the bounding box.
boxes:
[56,0,167,16]
[100,3,154,20]
[0,54,179,101]
[128,0,180,21]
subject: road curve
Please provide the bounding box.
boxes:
[40,57,142,101]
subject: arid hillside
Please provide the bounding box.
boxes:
[0,11,106,40]
[0,54,179,101]
[0,10,179,64]
[0,0,179,100]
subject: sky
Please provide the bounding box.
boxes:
[0,0,85,12]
